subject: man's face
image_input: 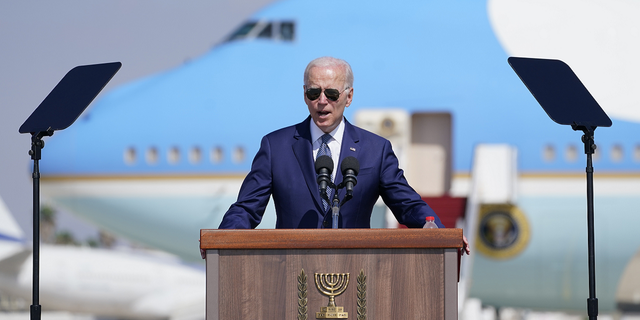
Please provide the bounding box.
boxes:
[304,66,353,133]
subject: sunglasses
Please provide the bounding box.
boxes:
[305,87,349,102]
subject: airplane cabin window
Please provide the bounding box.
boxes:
[542,144,555,162]
[168,147,180,164]
[592,145,601,162]
[565,145,578,163]
[211,147,223,164]
[189,147,202,164]
[124,147,136,165]
[257,23,272,38]
[146,147,159,165]
[233,146,245,164]
[611,144,623,163]
[280,22,294,41]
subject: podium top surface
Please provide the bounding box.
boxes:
[200,228,463,250]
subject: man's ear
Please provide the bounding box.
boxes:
[345,87,354,107]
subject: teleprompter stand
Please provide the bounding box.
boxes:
[508,57,612,320]
[18,62,121,320]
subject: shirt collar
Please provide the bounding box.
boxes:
[310,117,345,144]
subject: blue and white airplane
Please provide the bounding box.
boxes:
[36,0,640,315]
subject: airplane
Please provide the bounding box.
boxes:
[33,0,640,316]
[0,195,205,319]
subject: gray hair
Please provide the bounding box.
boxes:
[303,56,354,90]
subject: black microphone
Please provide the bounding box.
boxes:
[315,155,334,200]
[340,156,360,197]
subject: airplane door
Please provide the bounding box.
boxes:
[409,112,452,196]
[354,109,452,197]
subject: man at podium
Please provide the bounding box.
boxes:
[219,57,446,231]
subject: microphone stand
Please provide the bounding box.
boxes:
[331,192,340,229]
[331,182,355,229]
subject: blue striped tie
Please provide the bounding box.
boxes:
[317,133,333,211]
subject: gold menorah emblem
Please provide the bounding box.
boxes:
[314,273,350,319]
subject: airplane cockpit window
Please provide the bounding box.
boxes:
[280,22,294,40]
[257,23,272,38]
[227,22,258,41]
[226,21,295,42]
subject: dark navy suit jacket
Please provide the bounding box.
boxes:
[218,117,444,229]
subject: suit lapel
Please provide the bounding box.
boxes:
[292,118,362,212]
[292,117,324,210]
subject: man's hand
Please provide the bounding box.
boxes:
[461,235,471,255]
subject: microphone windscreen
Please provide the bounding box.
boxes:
[340,156,360,175]
[315,155,334,174]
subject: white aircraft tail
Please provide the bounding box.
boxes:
[0,195,31,281]
[0,196,24,241]
[459,144,518,316]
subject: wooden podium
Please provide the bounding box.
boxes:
[200,229,463,320]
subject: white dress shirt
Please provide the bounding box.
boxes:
[310,118,344,183]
